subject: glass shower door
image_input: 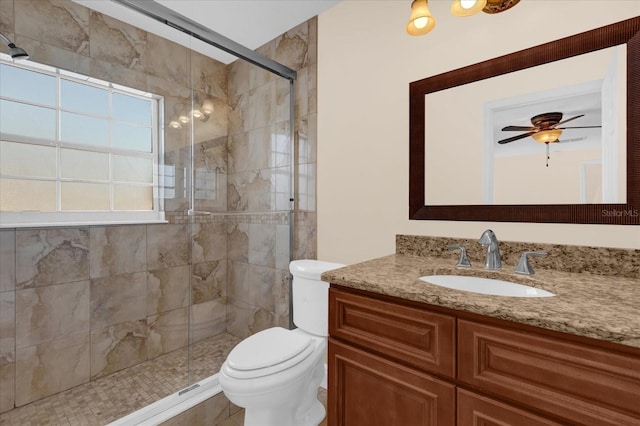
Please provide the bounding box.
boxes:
[185,37,295,386]
[185,39,230,385]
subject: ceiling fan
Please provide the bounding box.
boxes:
[498,112,601,145]
[498,111,602,166]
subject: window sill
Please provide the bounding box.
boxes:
[0,212,168,229]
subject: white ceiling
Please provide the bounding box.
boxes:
[73,0,341,64]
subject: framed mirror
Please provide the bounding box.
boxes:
[409,17,639,224]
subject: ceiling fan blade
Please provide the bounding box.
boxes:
[557,125,602,129]
[553,114,585,127]
[498,132,535,144]
[501,125,535,131]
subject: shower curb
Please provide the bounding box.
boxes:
[107,374,222,426]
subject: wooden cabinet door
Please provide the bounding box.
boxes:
[328,338,455,426]
[457,389,563,426]
[458,319,640,426]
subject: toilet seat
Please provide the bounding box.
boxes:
[224,327,315,379]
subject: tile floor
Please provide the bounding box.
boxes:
[0,333,241,426]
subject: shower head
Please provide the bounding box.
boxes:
[0,32,29,60]
[8,45,28,59]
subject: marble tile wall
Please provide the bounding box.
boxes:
[289,18,318,261]
[0,225,227,409]
[0,0,318,416]
[225,213,292,338]
[223,18,318,339]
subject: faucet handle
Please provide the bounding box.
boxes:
[447,245,471,268]
[515,251,547,275]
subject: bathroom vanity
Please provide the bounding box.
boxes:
[322,244,640,426]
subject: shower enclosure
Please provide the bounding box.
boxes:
[0,0,317,423]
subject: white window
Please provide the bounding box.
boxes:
[0,54,165,227]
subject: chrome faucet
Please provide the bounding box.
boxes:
[479,229,501,270]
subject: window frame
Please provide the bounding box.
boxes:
[0,54,166,228]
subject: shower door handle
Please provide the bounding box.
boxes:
[187,209,212,216]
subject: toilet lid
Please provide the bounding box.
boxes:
[227,327,313,372]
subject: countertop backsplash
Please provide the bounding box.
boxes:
[396,234,640,279]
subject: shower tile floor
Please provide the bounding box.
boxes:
[0,333,242,426]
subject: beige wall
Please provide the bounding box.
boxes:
[317,1,640,265]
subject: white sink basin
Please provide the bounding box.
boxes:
[419,275,555,298]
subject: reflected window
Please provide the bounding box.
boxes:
[0,54,165,227]
[194,168,217,201]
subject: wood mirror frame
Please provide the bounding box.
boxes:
[409,17,639,224]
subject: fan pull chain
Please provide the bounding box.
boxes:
[545,142,550,167]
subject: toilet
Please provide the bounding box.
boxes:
[219,259,345,426]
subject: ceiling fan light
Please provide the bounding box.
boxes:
[406,0,436,36]
[532,129,562,144]
[482,0,521,14]
[451,0,487,17]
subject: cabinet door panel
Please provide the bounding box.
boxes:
[457,388,563,426]
[458,320,640,426]
[329,338,455,426]
[329,288,455,377]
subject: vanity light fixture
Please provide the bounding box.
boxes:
[407,0,520,36]
[202,99,215,115]
[406,0,436,36]
[451,0,487,17]
[169,98,215,130]
[194,95,215,118]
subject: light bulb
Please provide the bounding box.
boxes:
[413,17,429,29]
[460,0,477,9]
[192,109,203,119]
[179,115,190,124]
[169,120,182,129]
[451,0,487,17]
[202,99,214,115]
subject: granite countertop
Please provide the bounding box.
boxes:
[322,254,640,349]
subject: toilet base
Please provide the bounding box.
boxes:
[243,394,325,426]
[297,399,325,426]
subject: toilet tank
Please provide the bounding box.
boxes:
[289,259,345,337]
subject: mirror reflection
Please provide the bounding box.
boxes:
[424,45,626,205]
